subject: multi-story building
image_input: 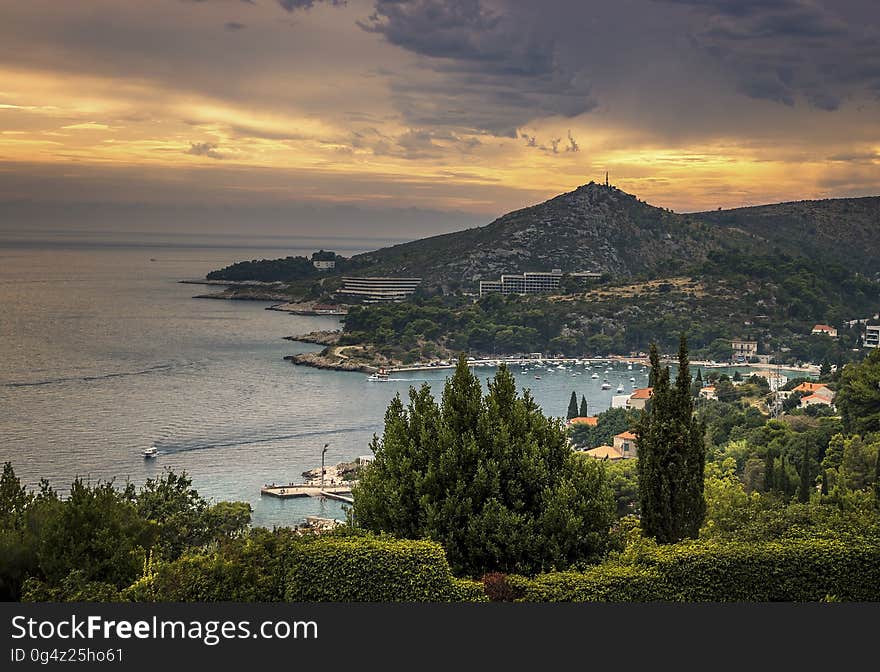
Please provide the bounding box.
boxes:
[339,277,422,303]
[479,269,600,296]
[731,339,758,361]
[311,250,337,270]
[865,324,880,348]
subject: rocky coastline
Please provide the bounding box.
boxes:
[283,352,374,373]
[283,330,342,346]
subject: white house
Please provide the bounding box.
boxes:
[811,324,838,337]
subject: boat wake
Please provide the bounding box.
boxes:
[3,362,192,389]
[152,424,380,455]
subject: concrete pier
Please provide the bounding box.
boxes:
[260,483,353,499]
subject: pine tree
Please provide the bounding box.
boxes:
[820,358,832,378]
[636,335,706,544]
[567,391,579,420]
[353,354,614,575]
[579,395,588,418]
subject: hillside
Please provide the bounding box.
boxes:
[694,196,880,275]
[349,182,747,291]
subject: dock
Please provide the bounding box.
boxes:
[261,483,353,501]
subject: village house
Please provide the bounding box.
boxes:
[613,431,638,458]
[627,387,653,410]
[699,386,718,401]
[791,382,835,409]
[811,324,838,337]
[567,416,598,427]
[800,393,834,409]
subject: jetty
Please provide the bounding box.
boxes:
[261,483,353,502]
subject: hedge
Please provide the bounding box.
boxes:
[512,538,880,602]
[284,537,485,602]
[127,533,487,602]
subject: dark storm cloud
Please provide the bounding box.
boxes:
[653,0,880,110]
[277,0,346,11]
[359,0,596,135]
[186,142,224,159]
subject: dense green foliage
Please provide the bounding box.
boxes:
[506,537,880,601]
[636,339,706,543]
[207,250,351,282]
[836,348,880,435]
[125,530,484,603]
[353,355,615,576]
[335,250,877,364]
[0,466,251,601]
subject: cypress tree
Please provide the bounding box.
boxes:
[874,447,880,508]
[636,335,706,544]
[579,395,588,418]
[798,442,812,504]
[821,469,829,496]
[566,391,579,420]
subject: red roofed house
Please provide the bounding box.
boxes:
[811,324,838,337]
[627,387,653,411]
[800,393,834,409]
[613,431,638,459]
[792,382,831,395]
[567,416,598,427]
[699,385,717,401]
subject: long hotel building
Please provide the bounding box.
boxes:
[340,276,422,302]
[479,269,600,297]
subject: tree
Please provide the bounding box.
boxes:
[567,391,579,420]
[798,442,812,503]
[820,358,832,378]
[635,336,706,544]
[836,349,880,434]
[840,435,878,491]
[353,354,614,576]
[579,395,589,418]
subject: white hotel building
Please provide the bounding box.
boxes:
[479,269,600,297]
[340,277,422,303]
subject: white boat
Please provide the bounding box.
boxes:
[630,376,636,382]
[627,363,633,371]
[601,380,611,390]
[591,372,599,379]
[143,445,158,458]
[616,384,625,393]
[367,368,390,382]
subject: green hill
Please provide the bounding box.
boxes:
[694,196,880,275]
[349,182,750,292]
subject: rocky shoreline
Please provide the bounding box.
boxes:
[284,330,342,346]
[283,352,374,373]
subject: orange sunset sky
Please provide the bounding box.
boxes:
[1,0,879,236]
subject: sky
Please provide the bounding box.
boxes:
[1,0,879,238]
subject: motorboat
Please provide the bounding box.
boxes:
[627,363,633,371]
[601,380,612,390]
[630,376,636,382]
[591,372,599,379]
[367,368,390,382]
[143,445,158,459]
[616,384,625,393]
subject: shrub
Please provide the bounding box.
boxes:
[128,532,486,603]
[510,538,880,602]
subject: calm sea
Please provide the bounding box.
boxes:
[0,228,656,526]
